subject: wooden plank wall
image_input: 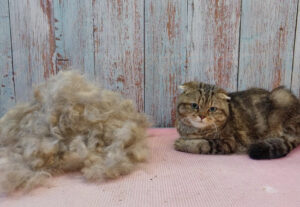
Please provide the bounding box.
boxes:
[1,0,300,127]
[9,0,56,102]
[239,0,298,90]
[0,0,15,114]
[292,0,300,96]
[145,0,187,126]
[53,0,94,78]
[93,0,144,112]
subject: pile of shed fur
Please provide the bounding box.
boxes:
[0,70,149,193]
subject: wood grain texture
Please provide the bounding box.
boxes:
[0,0,15,116]
[9,0,56,102]
[145,0,187,127]
[292,0,300,96]
[187,0,241,92]
[2,0,300,126]
[53,0,94,79]
[0,0,9,17]
[93,0,144,112]
[238,0,298,91]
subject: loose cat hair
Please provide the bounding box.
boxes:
[175,81,300,159]
[0,70,150,194]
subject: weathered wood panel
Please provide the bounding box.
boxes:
[0,0,9,17]
[239,0,298,91]
[187,0,241,91]
[3,0,300,126]
[53,0,94,78]
[292,0,300,96]
[145,0,241,127]
[93,0,144,112]
[9,0,56,102]
[0,0,15,116]
[145,0,187,127]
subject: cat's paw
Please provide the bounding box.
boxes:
[197,140,211,154]
[174,138,188,152]
[174,138,210,154]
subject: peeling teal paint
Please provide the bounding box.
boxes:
[0,0,300,126]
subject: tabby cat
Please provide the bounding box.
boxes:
[175,82,300,159]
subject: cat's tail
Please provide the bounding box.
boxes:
[248,137,298,160]
[270,86,298,109]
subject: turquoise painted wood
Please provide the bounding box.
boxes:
[0,0,9,17]
[0,0,15,116]
[292,0,300,96]
[238,0,298,91]
[1,0,300,126]
[53,0,94,79]
[145,0,187,127]
[9,0,56,103]
[145,0,241,127]
[93,0,144,112]
[186,0,241,92]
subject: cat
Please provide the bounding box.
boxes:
[174,81,300,159]
[0,70,149,194]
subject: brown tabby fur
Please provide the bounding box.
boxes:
[175,81,300,159]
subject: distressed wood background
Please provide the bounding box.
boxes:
[0,0,299,127]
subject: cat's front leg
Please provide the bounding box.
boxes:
[174,138,211,154]
[174,137,236,154]
[207,138,236,154]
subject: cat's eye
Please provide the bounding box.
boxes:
[208,107,217,112]
[191,103,199,110]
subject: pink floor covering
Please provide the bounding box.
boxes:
[1,128,300,207]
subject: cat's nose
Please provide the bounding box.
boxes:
[199,115,206,120]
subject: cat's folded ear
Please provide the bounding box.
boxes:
[178,85,186,91]
[178,81,199,92]
[216,89,231,100]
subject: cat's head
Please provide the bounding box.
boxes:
[177,82,230,130]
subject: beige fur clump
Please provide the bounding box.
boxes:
[0,70,150,194]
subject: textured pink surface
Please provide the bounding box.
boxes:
[1,128,300,207]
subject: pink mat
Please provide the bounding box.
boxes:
[1,128,300,207]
